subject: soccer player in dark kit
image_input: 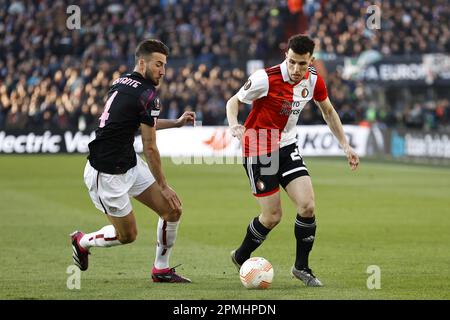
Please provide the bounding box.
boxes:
[71,39,194,283]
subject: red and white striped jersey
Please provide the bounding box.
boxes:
[237,60,328,156]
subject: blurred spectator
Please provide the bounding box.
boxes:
[404,103,425,129]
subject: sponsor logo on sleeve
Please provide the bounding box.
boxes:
[154,98,161,109]
[244,79,252,90]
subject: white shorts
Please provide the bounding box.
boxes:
[84,155,155,217]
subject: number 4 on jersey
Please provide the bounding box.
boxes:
[99,91,118,128]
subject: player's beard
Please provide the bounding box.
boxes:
[145,68,159,86]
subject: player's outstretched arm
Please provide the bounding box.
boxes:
[155,111,196,130]
[140,123,181,210]
[226,94,245,140]
[315,97,360,170]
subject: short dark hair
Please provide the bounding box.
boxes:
[135,39,169,63]
[287,34,315,56]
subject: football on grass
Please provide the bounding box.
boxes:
[239,257,274,289]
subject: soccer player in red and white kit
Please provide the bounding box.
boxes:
[226,34,359,286]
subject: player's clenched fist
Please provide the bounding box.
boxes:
[176,111,196,127]
[343,146,360,171]
[230,124,245,140]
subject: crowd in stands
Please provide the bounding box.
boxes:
[307,0,450,57]
[1,0,449,132]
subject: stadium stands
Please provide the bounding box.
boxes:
[0,0,449,130]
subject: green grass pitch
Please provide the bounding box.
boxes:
[0,155,449,299]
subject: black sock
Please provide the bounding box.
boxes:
[294,214,316,270]
[235,217,271,265]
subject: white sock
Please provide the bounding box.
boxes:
[154,218,179,270]
[80,225,122,249]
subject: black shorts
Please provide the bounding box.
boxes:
[243,143,309,197]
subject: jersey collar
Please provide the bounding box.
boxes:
[280,60,310,84]
[130,71,144,79]
[130,71,156,87]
